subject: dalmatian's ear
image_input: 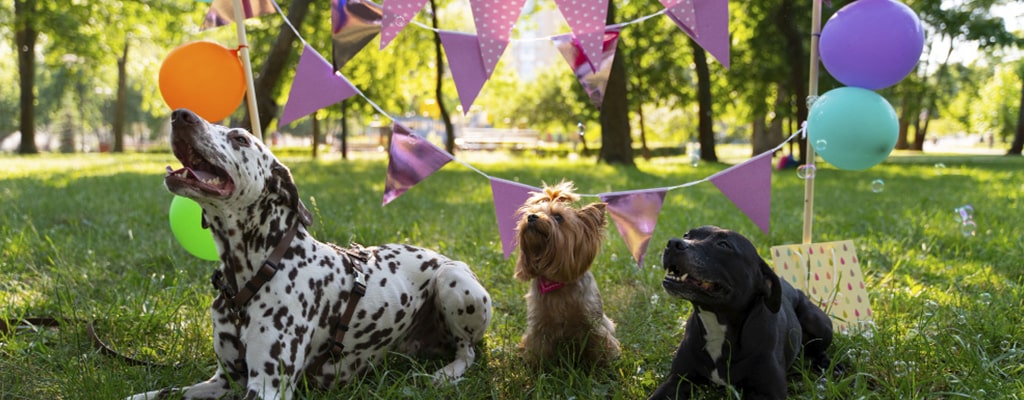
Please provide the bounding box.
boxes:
[269,162,313,227]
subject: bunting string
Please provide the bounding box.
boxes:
[223,0,789,268]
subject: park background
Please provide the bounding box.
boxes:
[3,0,1024,398]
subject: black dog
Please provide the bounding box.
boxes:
[649,226,835,400]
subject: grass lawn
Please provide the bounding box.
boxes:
[1,148,1022,399]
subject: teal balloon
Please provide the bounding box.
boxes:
[807,87,898,171]
[168,195,219,261]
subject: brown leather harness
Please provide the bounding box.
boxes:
[208,213,369,375]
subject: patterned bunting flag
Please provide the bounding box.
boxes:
[770,240,873,334]
[279,45,358,127]
[202,0,275,30]
[383,124,453,205]
[553,0,609,71]
[600,188,668,268]
[552,29,620,109]
[663,0,730,68]
[438,31,493,114]
[489,178,540,259]
[469,0,527,75]
[709,151,772,235]
[381,0,429,48]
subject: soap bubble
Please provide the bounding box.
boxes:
[806,95,819,108]
[960,220,977,237]
[797,164,817,179]
[954,205,974,222]
[813,139,828,152]
[870,179,885,193]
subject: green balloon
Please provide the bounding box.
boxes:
[807,87,898,171]
[168,195,219,261]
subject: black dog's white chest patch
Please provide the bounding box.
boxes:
[697,308,728,385]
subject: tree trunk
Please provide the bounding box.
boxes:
[637,102,650,160]
[15,0,39,154]
[311,111,320,159]
[339,100,349,160]
[1008,78,1023,156]
[430,0,455,154]
[776,0,808,161]
[598,2,633,165]
[113,39,129,153]
[689,38,717,162]
[240,0,313,139]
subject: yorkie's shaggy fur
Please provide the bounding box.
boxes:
[514,181,621,367]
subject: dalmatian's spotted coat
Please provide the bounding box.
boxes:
[127,109,492,400]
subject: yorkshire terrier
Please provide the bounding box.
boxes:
[514,181,621,366]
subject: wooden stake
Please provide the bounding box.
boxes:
[232,0,263,140]
[802,0,823,245]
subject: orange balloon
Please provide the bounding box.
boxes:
[159,41,246,122]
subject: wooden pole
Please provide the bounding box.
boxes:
[802,0,823,244]
[232,0,263,140]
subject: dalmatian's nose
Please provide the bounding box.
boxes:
[172,109,201,127]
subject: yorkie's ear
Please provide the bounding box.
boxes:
[514,252,535,281]
[578,203,607,229]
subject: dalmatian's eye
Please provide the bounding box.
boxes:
[229,132,250,147]
[553,214,564,223]
[717,240,732,249]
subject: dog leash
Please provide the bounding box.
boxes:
[0,317,182,368]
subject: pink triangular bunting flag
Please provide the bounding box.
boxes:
[381,0,429,48]
[709,151,772,234]
[552,29,620,109]
[438,30,493,114]
[383,123,453,206]
[553,0,609,71]
[280,45,358,127]
[665,0,730,68]
[470,0,526,75]
[489,178,540,259]
[600,188,668,268]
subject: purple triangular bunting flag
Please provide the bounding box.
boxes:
[709,151,772,234]
[600,188,668,268]
[489,178,540,259]
[383,123,453,206]
[438,30,493,114]
[280,45,358,126]
[665,0,730,68]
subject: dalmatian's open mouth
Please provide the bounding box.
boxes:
[165,138,234,197]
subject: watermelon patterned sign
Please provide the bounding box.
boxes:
[770,240,873,334]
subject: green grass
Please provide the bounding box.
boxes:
[1,150,1023,399]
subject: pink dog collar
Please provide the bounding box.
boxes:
[538,278,565,294]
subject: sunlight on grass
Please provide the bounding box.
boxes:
[1,151,1023,399]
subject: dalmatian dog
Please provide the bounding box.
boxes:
[127,109,492,400]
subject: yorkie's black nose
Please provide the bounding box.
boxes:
[527,214,539,223]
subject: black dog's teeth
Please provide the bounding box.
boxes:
[665,272,689,283]
[665,272,717,291]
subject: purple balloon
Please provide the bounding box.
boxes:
[819,0,924,90]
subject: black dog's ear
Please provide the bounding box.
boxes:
[759,259,782,313]
[270,163,313,227]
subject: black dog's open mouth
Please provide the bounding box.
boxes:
[662,267,728,300]
[165,137,234,197]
